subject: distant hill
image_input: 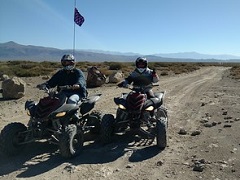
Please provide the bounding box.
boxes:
[0,41,239,62]
[153,52,240,61]
[0,41,139,62]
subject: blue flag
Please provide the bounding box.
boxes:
[74,8,84,26]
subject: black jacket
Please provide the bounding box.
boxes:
[46,68,87,98]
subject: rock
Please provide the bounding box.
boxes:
[156,160,164,166]
[192,159,206,172]
[126,164,133,168]
[212,121,217,126]
[222,111,228,115]
[193,163,205,172]
[230,148,237,153]
[223,124,232,128]
[2,77,26,99]
[204,123,213,127]
[200,118,209,123]
[235,118,240,121]
[63,164,76,173]
[224,116,233,120]
[87,66,106,87]
[178,128,187,135]
[108,71,124,83]
[191,130,201,136]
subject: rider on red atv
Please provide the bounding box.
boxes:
[118,57,160,98]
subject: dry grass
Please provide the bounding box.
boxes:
[0,61,240,79]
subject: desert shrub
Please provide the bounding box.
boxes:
[160,71,169,76]
[40,61,61,69]
[149,62,162,69]
[100,68,112,76]
[108,62,123,70]
[0,64,13,76]
[230,66,240,79]
[21,64,36,69]
[1,60,238,78]
[0,61,57,77]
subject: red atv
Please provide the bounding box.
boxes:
[100,78,168,149]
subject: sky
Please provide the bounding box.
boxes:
[1,0,240,56]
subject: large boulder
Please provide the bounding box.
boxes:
[87,66,106,88]
[108,71,124,83]
[2,77,26,99]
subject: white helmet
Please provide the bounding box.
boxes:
[135,57,148,73]
[61,54,76,70]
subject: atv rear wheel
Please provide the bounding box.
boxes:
[156,118,167,149]
[59,124,83,158]
[100,114,115,144]
[0,122,27,156]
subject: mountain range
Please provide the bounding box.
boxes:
[0,41,239,62]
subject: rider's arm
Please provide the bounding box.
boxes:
[152,69,159,83]
[125,70,137,84]
[74,69,88,97]
[74,69,86,88]
[45,70,62,88]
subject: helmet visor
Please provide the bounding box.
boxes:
[137,61,146,68]
[62,60,75,67]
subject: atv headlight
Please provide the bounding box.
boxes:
[56,112,66,117]
[145,106,154,111]
[25,101,36,116]
[119,104,126,110]
[26,110,31,116]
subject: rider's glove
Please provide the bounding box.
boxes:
[118,81,129,88]
[152,69,157,77]
[37,83,47,90]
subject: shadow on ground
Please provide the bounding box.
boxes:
[0,132,164,178]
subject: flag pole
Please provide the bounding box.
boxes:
[73,0,85,56]
[73,0,77,55]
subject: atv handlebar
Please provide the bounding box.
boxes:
[118,83,159,90]
[37,84,78,90]
[58,85,74,90]
[130,83,159,91]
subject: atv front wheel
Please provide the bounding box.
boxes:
[59,124,83,158]
[0,122,27,156]
[89,111,102,134]
[100,114,115,144]
[156,118,167,149]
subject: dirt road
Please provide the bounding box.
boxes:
[0,66,240,180]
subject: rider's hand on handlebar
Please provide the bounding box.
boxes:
[36,83,47,90]
[117,81,129,88]
[152,69,157,77]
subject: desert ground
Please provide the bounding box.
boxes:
[0,66,240,180]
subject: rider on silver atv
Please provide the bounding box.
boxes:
[118,57,160,98]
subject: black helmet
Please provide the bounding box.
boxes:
[61,54,76,70]
[135,57,148,73]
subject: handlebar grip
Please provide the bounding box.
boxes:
[59,85,73,90]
